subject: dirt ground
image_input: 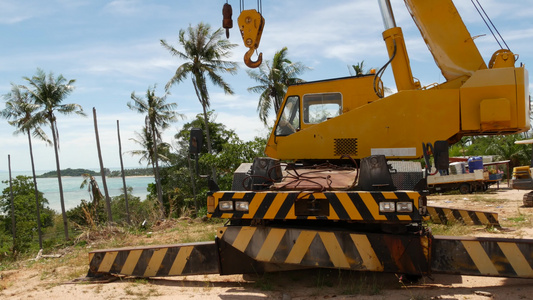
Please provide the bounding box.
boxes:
[2,187,533,300]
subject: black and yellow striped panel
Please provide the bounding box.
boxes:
[432,235,533,278]
[217,226,431,275]
[209,191,422,222]
[88,242,219,277]
[427,205,499,227]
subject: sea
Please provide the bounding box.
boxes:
[0,170,154,213]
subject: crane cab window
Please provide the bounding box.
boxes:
[275,96,300,136]
[303,93,342,124]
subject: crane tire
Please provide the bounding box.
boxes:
[459,183,470,194]
[523,192,533,207]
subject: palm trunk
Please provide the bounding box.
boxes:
[7,155,16,252]
[51,119,69,240]
[274,94,283,115]
[117,120,130,224]
[27,130,43,249]
[201,104,217,182]
[151,124,165,219]
[93,108,113,222]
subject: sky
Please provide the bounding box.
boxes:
[0,0,532,173]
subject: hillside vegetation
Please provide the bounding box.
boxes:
[38,168,153,178]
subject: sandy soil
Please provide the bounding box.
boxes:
[2,187,533,300]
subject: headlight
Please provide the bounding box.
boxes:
[396,202,413,212]
[235,201,249,212]
[379,202,395,212]
[219,201,233,211]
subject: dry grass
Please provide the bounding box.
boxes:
[427,221,480,236]
[0,216,225,289]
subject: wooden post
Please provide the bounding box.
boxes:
[117,120,130,224]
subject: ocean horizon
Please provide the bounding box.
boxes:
[0,170,154,213]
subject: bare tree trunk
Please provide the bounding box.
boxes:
[51,119,69,240]
[151,124,165,219]
[7,155,16,252]
[93,108,113,222]
[27,131,43,249]
[117,120,130,224]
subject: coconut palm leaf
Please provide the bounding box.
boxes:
[247,47,308,125]
[19,68,85,241]
[161,22,238,176]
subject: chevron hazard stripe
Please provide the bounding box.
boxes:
[209,191,424,222]
[432,235,533,278]
[217,226,431,275]
[88,242,219,277]
[427,205,500,227]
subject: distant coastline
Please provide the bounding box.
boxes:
[36,168,153,178]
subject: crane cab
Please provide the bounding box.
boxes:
[266,74,381,162]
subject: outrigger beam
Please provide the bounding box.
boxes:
[427,205,500,227]
[87,242,219,278]
[432,235,533,278]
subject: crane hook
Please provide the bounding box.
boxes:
[244,48,262,68]
[238,9,265,68]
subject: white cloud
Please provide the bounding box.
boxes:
[102,0,168,17]
[210,91,257,111]
[0,2,45,24]
[215,111,269,141]
[0,0,531,172]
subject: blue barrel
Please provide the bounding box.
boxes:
[468,156,483,173]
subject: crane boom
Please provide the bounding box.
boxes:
[405,0,487,81]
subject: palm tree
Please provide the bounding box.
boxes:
[350,61,367,76]
[21,69,85,240]
[161,22,238,180]
[129,126,156,164]
[487,135,530,170]
[80,173,104,224]
[129,127,171,168]
[1,83,50,249]
[349,60,392,96]
[247,47,307,125]
[128,85,182,218]
[80,174,104,207]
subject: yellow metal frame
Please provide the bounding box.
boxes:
[263,0,529,162]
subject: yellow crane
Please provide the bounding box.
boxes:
[87,0,533,282]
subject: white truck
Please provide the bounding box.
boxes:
[427,160,506,194]
[427,167,490,194]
